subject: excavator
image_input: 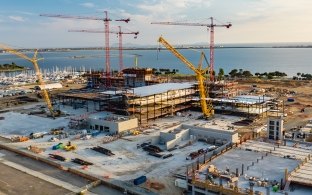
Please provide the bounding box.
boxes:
[158,36,214,118]
[0,44,60,118]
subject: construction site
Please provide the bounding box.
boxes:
[1,10,312,195]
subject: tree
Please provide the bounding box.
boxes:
[217,68,224,81]
[242,70,253,77]
[229,69,238,78]
[297,72,301,77]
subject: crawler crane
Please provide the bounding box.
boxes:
[158,37,214,118]
[0,44,59,118]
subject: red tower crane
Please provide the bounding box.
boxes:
[40,11,130,87]
[69,26,139,72]
[151,17,231,81]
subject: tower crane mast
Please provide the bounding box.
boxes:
[0,44,56,118]
[40,11,130,87]
[158,36,214,118]
[152,17,231,81]
[69,27,138,72]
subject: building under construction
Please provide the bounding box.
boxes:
[84,68,166,88]
[57,79,274,124]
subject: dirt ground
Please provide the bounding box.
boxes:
[0,163,70,195]
[238,79,312,130]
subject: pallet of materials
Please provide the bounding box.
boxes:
[91,146,115,156]
[72,158,93,166]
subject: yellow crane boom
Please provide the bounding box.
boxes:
[0,44,55,118]
[158,36,214,118]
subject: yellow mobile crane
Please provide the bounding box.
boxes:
[0,44,57,118]
[158,36,214,118]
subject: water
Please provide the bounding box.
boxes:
[0,48,311,77]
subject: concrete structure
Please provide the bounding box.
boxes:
[35,83,62,90]
[267,116,284,141]
[88,112,138,134]
[122,68,153,87]
[159,124,239,150]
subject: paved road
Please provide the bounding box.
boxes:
[0,162,70,195]
[0,149,124,195]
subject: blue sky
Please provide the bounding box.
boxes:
[0,0,312,48]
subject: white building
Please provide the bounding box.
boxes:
[88,112,138,134]
[267,116,284,141]
[35,83,62,90]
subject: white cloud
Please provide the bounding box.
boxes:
[8,15,25,22]
[16,11,36,16]
[80,2,95,8]
[136,0,212,20]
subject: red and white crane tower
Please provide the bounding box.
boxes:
[40,11,130,87]
[69,26,139,72]
[151,17,231,81]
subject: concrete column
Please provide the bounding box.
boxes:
[192,185,195,195]
[197,159,199,170]
[285,168,288,182]
[266,186,270,195]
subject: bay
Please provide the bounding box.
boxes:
[0,47,311,77]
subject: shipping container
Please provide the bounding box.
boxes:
[133,175,147,185]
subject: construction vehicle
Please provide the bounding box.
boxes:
[132,130,141,135]
[52,143,64,150]
[50,127,64,135]
[0,44,60,118]
[11,136,29,142]
[64,141,77,151]
[158,36,214,118]
[29,132,45,139]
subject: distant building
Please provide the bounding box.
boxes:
[267,116,284,141]
[34,83,62,90]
